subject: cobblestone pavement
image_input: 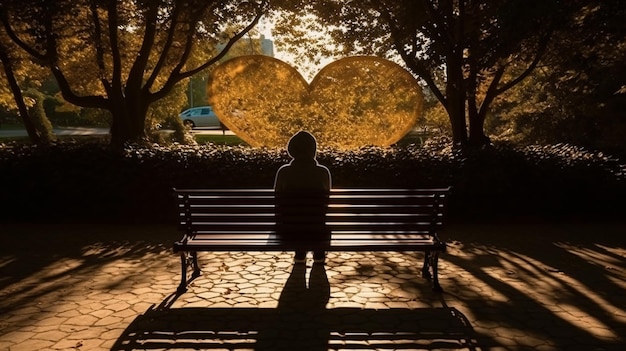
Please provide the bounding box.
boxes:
[1,220,625,351]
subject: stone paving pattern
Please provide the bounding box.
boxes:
[1,220,625,350]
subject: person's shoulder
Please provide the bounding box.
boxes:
[276,164,291,173]
[316,163,331,173]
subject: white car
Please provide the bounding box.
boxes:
[178,106,223,129]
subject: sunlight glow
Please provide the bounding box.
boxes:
[0,256,16,269]
[444,244,624,342]
[558,243,626,267]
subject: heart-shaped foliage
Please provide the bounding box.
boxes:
[207,55,423,148]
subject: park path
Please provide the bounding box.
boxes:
[1,220,625,350]
[0,127,233,138]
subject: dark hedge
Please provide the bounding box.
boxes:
[1,137,624,223]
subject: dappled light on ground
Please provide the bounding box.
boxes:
[443,221,626,349]
[208,55,422,148]
[1,221,625,350]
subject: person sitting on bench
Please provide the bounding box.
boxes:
[274,131,332,263]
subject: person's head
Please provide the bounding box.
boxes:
[287,131,317,160]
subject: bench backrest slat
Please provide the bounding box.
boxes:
[174,187,451,240]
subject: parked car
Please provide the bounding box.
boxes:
[178,106,223,129]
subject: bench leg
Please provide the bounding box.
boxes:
[177,251,202,293]
[421,251,432,280]
[178,252,188,293]
[191,252,201,277]
[430,252,443,293]
[421,251,443,292]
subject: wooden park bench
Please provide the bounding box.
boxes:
[173,187,451,293]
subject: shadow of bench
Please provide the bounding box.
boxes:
[111,305,477,350]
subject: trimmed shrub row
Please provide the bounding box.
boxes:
[0,137,624,223]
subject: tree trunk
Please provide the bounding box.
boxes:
[445,62,468,147]
[467,89,490,148]
[109,93,150,148]
[0,48,42,144]
[447,103,467,147]
[467,109,490,147]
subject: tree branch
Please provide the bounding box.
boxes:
[0,6,48,63]
[425,0,452,54]
[478,66,504,119]
[106,0,123,94]
[375,1,446,106]
[0,42,41,143]
[126,3,159,94]
[143,1,188,91]
[495,27,553,96]
[151,0,268,101]
[184,0,268,77]
[51,65,108,109]
[89,0,113,94]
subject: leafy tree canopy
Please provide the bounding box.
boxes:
[1,0,268,147]
[271,0,587,148]
[489,1,626,154]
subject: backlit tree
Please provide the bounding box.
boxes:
[274,0,577,148]
[1,0,268,148]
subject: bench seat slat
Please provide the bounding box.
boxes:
[180,213,445,220]
[175,188,450,194]
[175,239,442,250]
[175,242,444,251]
[184,233,437,240]
[180,205,439,209]
[181,212,439,218]
[180,227,442,237]
[175,233,443,252]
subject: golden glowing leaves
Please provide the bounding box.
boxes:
[208,55,423,148]
[207,56,309,147]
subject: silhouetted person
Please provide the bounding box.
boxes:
[274,131,331,263]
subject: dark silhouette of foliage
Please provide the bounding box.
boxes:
[0,0,268,148]
[491,0,626,156]
[274,1,592,149]
[1,139,623,223]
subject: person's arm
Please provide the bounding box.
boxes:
[274,165,288,191]
[321,166,332,191]
[326,170,332,190]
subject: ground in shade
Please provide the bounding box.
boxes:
[1,220,624,350]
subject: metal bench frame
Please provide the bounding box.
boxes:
[173,187,451,293]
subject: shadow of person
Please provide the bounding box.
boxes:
[256,262,330,351]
